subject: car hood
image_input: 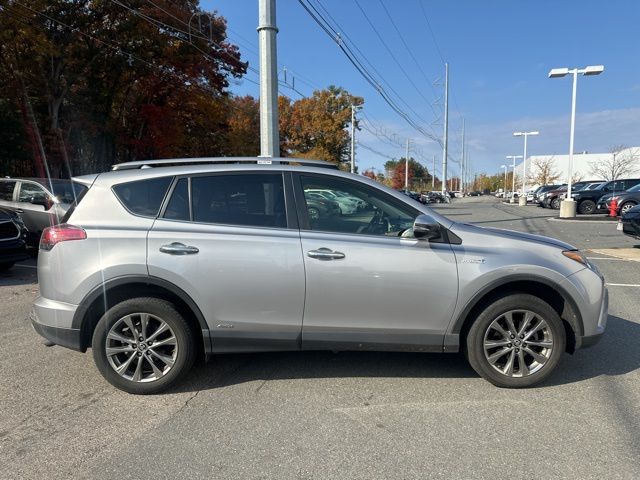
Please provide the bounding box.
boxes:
[453,223,576,250]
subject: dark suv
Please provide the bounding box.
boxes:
[572,178,640,214]
[0,206,29,271]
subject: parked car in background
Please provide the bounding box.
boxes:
[596,183,640,216]
[303,192,342,220]
[620,204,640,240]
[571,178,640,214]
[0,177,87,244]
[31,157,608,394]
[420,191,446,204]
[306,189,360,214]
[533,184,565,206]
[540,181,602,209]
[0,206,29,271]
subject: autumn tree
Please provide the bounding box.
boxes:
[528,156,561,185]
[0,0,246,176]
[362,169,376,180]
[280,86,363,167]
[389,158,430,189]
[589,145,640,181]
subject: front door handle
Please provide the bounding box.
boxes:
[159,242,199,255]
[307,248,345,260]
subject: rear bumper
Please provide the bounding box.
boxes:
[31,315,83,351]
[31,296,83,351]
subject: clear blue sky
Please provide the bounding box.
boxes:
[202,0,640,178]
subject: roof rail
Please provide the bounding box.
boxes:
[111,157,339,171]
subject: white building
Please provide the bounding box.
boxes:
[514,147,640,190]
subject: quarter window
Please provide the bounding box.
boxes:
[113,177,173,217]
[299,175,419,236]
[164,178,190,221]
[190,173,286,228]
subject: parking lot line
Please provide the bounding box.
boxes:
[605,283,640,287]
[586,257,630,261]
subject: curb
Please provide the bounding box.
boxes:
[548,217,619,224]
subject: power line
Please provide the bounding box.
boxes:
[297,0,441,146]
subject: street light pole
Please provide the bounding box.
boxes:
[506,155,523,203]
[501,164,507,193]
[441,62,449,195]
[549,65,604,217]
[432,155,435,189]
[513,131,539,205]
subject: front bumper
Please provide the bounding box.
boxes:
[31,296,83,351]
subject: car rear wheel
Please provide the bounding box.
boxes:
[578,200,596,215]
[620,201,637,216]
[92,297,196,394]
[466,293,565,388]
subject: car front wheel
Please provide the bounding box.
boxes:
[466,293,566,388]
[578,200,596,215]
[620,201,637,216]
[92,297,196,394]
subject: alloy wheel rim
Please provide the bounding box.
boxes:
[483,309,553,378]
[106,313,178,383]
[621,203,634,215]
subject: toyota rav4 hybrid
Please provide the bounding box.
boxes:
[31,158,608,394]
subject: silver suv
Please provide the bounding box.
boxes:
[31,158,608,394]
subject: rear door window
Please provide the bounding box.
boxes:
[190,173,287,228]
[113,177,173,217]
[0,181,16,201]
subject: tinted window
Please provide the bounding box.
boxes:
[191,173,286,228]
[624,179,640,190]
[0,181,16,201]
[18,182,47,202]
[164,178,190,221]
[113,177,172,217]
[50,182,88,204]
[300,175,419,236]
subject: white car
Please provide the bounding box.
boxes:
[306,189,359,214]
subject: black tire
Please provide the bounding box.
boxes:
[620,201,637,216]
[466,293,566,388]
[550,197,561,210]
[308,207,320,221]
[577,199,596,215]
[92,297,196,394]
[0,262,15,272]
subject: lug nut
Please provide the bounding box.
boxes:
[508,343,512,348]
[515,348,520,353]
[510,334,515,339]
[139,336,144,342]
[520,334,524,339]
[137,352,142,357]
[523,343,527,347]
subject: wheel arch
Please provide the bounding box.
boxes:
[72,275,211,354]
[449,275,583,354]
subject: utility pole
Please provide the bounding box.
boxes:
[460,117,465,194]
[258,0,279,157]
[441,63,449,195]
[350,105,356,173]
[405,138,410,190]
[432,155,436,189]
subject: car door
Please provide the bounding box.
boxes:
[147,171,305,352]
[293,173,459,352]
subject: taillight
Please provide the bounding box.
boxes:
[39,224,87,251]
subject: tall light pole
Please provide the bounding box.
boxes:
[441,63,449,195]
[506,155,523,203]
[432,155,436,189]
[500,164,508,193]
[513,131,539,205]
[405,138,411,190]
[258,0,279,157]
[549,65,604,217]
[350,105,362,173]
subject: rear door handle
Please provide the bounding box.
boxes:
[159,242,199,255]
[307,248,345,260]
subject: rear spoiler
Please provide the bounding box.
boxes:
[71,174,99,188]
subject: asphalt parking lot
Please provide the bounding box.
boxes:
[1,196,639,480]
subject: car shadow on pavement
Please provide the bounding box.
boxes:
[546,315,639,386]
[171,350,476,394]
[169,314,639,394]
[0,267,38,287]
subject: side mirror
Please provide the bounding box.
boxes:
[413,214,441,240]
[30,195,53,210]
